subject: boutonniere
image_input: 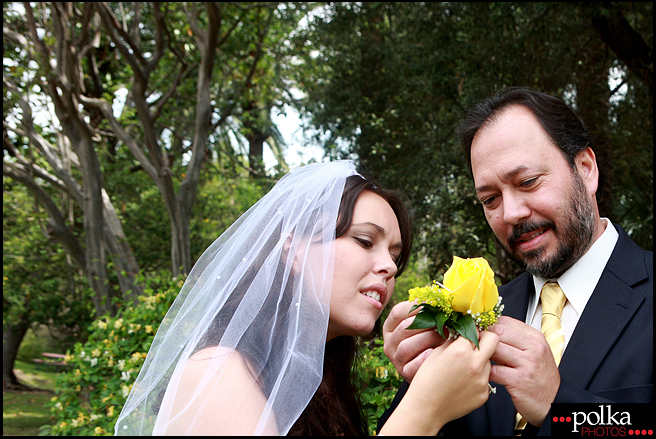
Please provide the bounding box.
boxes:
[406,256,504,349]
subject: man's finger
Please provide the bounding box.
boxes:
[488,318,543,351]
[490,340,522,368]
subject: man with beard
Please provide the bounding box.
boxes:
[378,87,653,435]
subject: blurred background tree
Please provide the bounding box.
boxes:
[3,1,293,387]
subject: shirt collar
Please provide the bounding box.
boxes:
[529,218,619,317]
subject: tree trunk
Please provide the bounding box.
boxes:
[102,189,143,302]
[173,3,223,274]
[587,2,653,99]
[246,126,267,177]
[3,323,29,389]
[574,32,615,221]
[78,136,112,316]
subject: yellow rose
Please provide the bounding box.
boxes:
[444,256,498,315]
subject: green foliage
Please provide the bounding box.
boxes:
[190,172,271,262]
[44,271,183,436]
[15,329,46,363]
[3,178,94,341]
[16,326,73,363]
[356,338,403,436]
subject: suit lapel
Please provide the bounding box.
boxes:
[558,227,649,388]
[502,274,533,321]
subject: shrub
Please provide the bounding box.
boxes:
[357,337,403,436]
[16,328,46,363]
[43,271,183,436]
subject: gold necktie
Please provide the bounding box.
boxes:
[515,282,567,434]
[540,282,567,365]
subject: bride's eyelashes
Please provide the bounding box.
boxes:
[354,237,374,249]
[354,236,401,266]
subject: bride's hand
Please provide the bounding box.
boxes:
[382,301,447,382]
[380,330,499,436]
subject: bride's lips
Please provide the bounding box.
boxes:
[360,283,387,310]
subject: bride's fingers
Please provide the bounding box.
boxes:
[402,348,433,380]
[478,331,500,359]
[405,339,452,378]
[382,301,420,333]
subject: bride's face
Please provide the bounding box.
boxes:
[326,190,402,341]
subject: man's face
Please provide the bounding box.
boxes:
[470,105,596,279]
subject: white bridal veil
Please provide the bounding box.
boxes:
[115,160,358,435]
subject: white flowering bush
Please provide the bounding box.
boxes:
[43,271,183,436]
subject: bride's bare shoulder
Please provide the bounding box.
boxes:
[183,346,252,378]
[164,346,277,435]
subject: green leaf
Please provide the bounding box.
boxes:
[451,313,480,349]
[406,309,437,329]
[434,312,449,338]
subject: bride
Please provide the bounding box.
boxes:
[115,160,497,435]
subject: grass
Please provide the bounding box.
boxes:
[3,360,61,436]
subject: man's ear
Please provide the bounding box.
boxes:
[576,147,599,198]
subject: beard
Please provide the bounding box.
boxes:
[497,171,596,279]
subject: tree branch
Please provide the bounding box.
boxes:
[3,160,87,271]
[587,2,653,92]
[94,3,147,83]
[3,141,78,204]
[4,78,84,205]
[79,95,161,185]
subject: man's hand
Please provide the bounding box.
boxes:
[382,301,446,382]
[488,316,561,426]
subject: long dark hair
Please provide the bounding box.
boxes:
[288,174,413,436]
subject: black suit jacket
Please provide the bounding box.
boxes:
[378,224,653,435]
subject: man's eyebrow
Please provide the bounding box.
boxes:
[475,166,529,194]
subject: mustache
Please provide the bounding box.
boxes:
[508,220,556,247]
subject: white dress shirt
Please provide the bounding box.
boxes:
[525,218,619,351]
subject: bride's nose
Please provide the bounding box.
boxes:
[373,250,398,279]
